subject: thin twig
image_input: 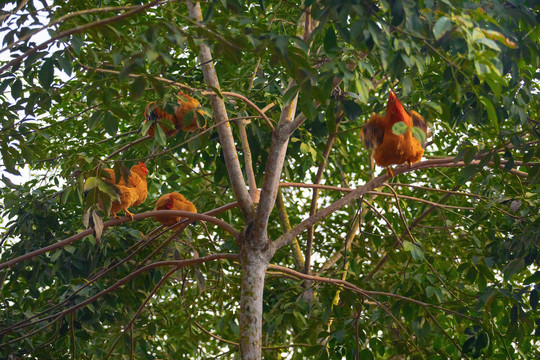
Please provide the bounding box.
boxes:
[0,255,239,349]
[0,1,161,74]
[268,264,478,321]
[276,189,304,271]
[85,66,275,130]
[105,135,151,160]
[279,182,476,210]
[104,267,180,359]
[0,4,145,56]
[237,119,259,202]
[305,110,343,274]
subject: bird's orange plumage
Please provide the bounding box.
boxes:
[101,162,149,219]
[109,185,138,219]
[143,92,206,138]
[361,90,427,175]
[154,192,197,230]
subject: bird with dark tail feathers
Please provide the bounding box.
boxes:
[143,92,206,138]
[360,90,428,176]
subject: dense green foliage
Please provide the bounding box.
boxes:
[1,0,539,358]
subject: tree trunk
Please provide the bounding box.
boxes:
[239,243,270,359]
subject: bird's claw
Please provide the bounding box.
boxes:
[125,210,135,221]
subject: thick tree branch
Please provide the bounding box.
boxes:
[0,210,238,270]
[219,91,274,130]
[252,91,299,247]
[268,264,478,321]
[272,173,388,252]
[187,1,253,218]
[272,157,497,252]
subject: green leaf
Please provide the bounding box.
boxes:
[342,99,362,120]
[503,258,524,281]
[524,271,540,285]
[392,121,408,136]
[11,79,22,99]
[530,289,538,310]
[39,59,54,89]
[97,179,120,201]
[103,111,118,136]
[110,105,130,120]
[131,77,146,99]
[159,116,176,130]
[57,54,72,76]
[479,96,499,133]
[358,349,374,360]
[411,126,426,144]
[510,304,518,323]
[433,16,452,40]
[119,60,138,80]
[476,37,500,51]
[140,117,153,135]
[70,36,83,55]
[209,86,223,99]
[355,77,369,103]
[282,85,299,105]
[475,332,489,352]
[423,101,442,114]
[486,78,502,98]
[50,249,63,262]
[88,111,103,129]
[154,121,167,146]
[84,177,99,191]
[324,25,338,55]
[1,174,17,188]
[403,241,424,261]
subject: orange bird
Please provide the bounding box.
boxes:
[102,162,149,219]
[154,192,197,230]
[361,90,428,176]
[144,92,206,137]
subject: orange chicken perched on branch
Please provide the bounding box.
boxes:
[154,192,197,230]
[102,162,149,219]
[144,92,206,138]
[361,90,428,176]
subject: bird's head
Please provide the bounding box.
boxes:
[386,90,409,124]
[132,162,149,177]
[165,194,175,209]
